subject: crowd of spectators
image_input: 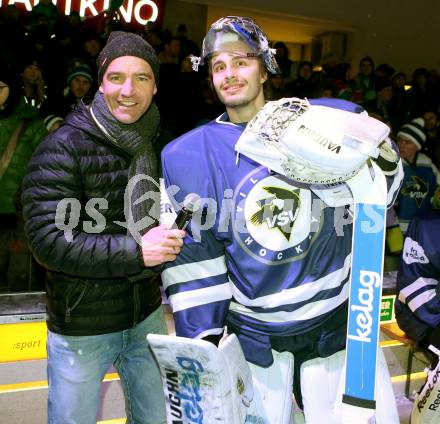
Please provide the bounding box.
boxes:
[1,5,440,292]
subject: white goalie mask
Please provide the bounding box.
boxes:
[235,97,392,206]
[191,16,280,75]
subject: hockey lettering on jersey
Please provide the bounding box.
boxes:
[396,213,440,339]
[161,114,403,366]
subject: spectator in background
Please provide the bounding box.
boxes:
[157,36,181,65]
[29,0,60,34]
[375,63,395,82]
[144,27,164,54]
[274,41,294,82]
[332,62,353,101]
[53,11,85,63]
[78,30,103,78]
[353,56,376,105]
[391,71,410,131]
[59,60,94,117]
[393,72,407,90]
[423,110,440,168]
[316,82,337,98]
[0,61,47,292]
[21,58,48,111]
[286,60,316,99]
[409,67,436,119]
[396,118,440,232]
[264,73,289,101]
[364,77,394,130]
[176,23,200,56]
[41,60,94,121]
[395,211,440,360]
[0,5,27,61]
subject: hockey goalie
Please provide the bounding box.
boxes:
[152,15,403,424]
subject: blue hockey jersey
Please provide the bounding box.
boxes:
[397,154,440,232]
[395,212,440,343]
[161,113,402,365]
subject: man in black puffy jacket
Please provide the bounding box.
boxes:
[22,31,185,424]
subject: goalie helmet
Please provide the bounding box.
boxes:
[191,16,280,75]
[235,97,391,186]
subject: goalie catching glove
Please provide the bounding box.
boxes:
[235,97,400,186]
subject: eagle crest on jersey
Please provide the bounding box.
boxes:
[401,175,429,206]
[250,186,300,241]
[233,169,324,265]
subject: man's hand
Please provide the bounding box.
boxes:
[141,224,186,267]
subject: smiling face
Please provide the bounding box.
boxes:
[210,39,266,122]
[99,56,157,124]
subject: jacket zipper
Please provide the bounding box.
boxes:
[65,283,87,323]
[133,283,140,325]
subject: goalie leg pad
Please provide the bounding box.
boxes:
[147,333,252,424]
[300,349,398,424]
[246,350,295,424]
[411,357,440,424]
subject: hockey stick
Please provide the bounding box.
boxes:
[342,161,387,423]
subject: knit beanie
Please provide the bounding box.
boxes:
[67,61,94,85]
[397,117,426,150]
[97,31,159,85]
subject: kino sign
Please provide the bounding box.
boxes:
[1,0,159,26]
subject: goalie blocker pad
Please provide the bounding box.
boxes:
[147,333,295,424]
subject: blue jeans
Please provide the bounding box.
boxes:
[47,307,167,424]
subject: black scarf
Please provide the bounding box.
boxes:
[90,91,160,242]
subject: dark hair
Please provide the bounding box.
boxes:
[375,63,395,76]
[359,56,374,71]
[274,42,289,57]
[297,61,313,77]
[392,72,406,81]
[333,62,351,82]
[412,68,430,87]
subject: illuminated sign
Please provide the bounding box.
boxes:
[0,0,161,27]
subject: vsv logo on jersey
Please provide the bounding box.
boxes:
[403,237,429,265]
[232,168,323,264]
[401,175,429,207]
[250,186,300,241]
[347,270,381,343]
